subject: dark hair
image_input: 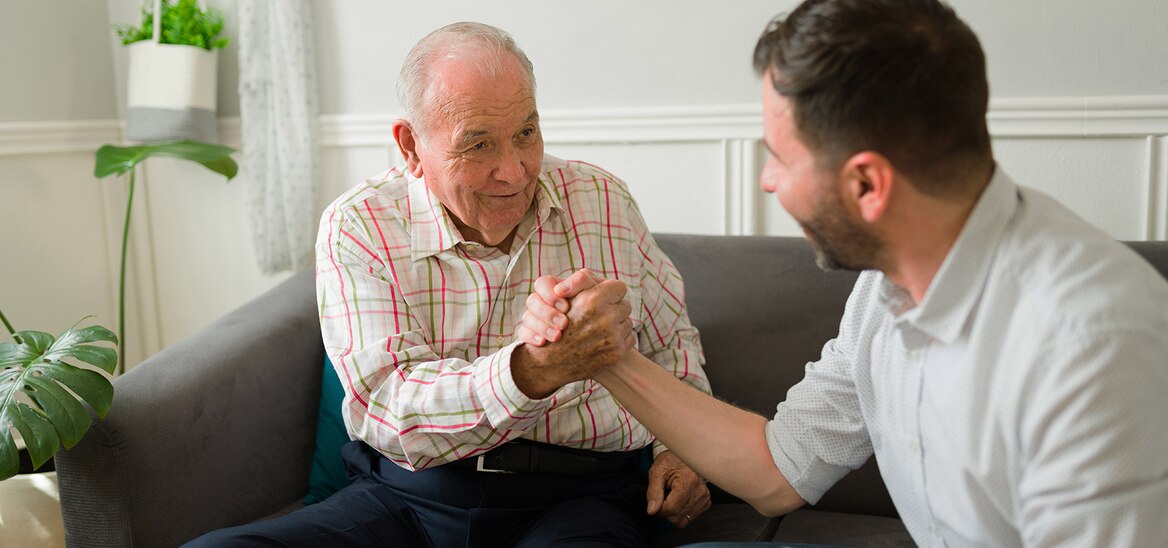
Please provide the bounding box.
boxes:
[754,0,992,196]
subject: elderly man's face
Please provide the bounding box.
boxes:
[412,53,544,250]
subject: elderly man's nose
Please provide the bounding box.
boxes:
[494,144,525,182]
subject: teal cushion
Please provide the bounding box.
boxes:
[302,355,353,504]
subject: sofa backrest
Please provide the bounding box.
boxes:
[1127,240,1168,278]
[654,234,895,516]
[653,233,1168,518]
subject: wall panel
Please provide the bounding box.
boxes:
[0,152,118,345]
[993,138,1149,240]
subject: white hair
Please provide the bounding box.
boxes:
[397,22,537,135]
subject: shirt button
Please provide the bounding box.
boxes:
[930,523,939,535]
[910,441,920,453]
[496,336,506,346]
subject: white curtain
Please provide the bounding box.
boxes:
[238,0,319,274]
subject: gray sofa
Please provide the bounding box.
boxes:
[55,235,1168,547]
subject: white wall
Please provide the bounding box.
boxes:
[0,0,119,121]
[0,0,122,357]
[2,0,1166,368]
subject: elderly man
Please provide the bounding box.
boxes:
[521,0,1168,546]
[187,21,711,548]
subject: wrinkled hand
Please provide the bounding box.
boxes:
[646,450,712,528]
[511,270,636,397]
[516,269,603,346]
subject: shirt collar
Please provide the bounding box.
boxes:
[407,155,568,261]
[882,165,1020,344]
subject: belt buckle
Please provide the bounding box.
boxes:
[475,455,516,474]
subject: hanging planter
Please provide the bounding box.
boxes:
[117,0,230,143]
[125,41,219,142]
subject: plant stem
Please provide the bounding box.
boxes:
[116,168,136,375]
[0,308,19,344]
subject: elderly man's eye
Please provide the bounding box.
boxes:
[470,141,486,151]
[520,128,536,138]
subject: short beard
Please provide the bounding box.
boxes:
[800,189,885,272]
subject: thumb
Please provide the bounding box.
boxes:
[555,269,599,298]
[645,469,665,515]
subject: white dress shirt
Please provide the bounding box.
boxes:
[766,167,1168,546]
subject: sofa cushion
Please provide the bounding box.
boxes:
[651,503,780,547]
[302,355,353,504]
[772,509,913,547]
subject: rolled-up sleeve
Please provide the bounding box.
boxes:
[765,278,874,504]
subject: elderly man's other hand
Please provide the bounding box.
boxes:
[647,450,712,528]
[511,276,635,398]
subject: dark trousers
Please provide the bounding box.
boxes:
[185,441,653,547]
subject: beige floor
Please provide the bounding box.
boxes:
[0,472,65,548]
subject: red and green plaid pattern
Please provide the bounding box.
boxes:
[315,155,709,470]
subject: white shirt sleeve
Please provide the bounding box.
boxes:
[766,274,877,504]
[1018,325,1168,547]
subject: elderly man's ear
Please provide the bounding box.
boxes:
[392,120,425,177]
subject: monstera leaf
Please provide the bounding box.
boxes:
[94,140,238,179]
[0,321,117,480]
[94,140,236,374]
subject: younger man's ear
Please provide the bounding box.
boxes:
[392,120,424,177]
[841,151,895,223]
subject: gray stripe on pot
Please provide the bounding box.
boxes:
[125,107,219,143]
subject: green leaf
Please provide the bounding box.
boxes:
[24,375,91,449]
[94,141,238,180]
[0,427,17,480]
[41,363,114,418]
[62,325,119,345]
[58,346,118,375]
[0,319,116,481]
[0,341,36,367]
[45,325,118,374]
[14,331,54,355]
[10,404,59,471]
[114,0,229,50]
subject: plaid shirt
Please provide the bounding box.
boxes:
[316,155,709,470]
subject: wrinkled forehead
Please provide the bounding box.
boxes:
[425,41,532,94]
[423,54,536,128]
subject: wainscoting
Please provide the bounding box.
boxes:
[2,96,1165,368]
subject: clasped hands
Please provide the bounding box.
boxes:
[514,269,711,528]
[512,269,636,396]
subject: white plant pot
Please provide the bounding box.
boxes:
[125,41,219,143]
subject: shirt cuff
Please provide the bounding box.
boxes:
[765,419,851,505]
[472,341,554,431]
[651,439,668,458]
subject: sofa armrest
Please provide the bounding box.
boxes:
[56,270,324,548]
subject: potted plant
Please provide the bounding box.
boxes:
[0,310,117,545]
[95,140,238,374]
[0,311,117,482]
[1,140,236,480]
[116,0,230,143]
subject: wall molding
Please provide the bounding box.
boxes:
[1149,136,1168,240]
[0,119,122,156]
[5,95,1168,156]
[988,96,1168,137]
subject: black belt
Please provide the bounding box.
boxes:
[449,440,637,476]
